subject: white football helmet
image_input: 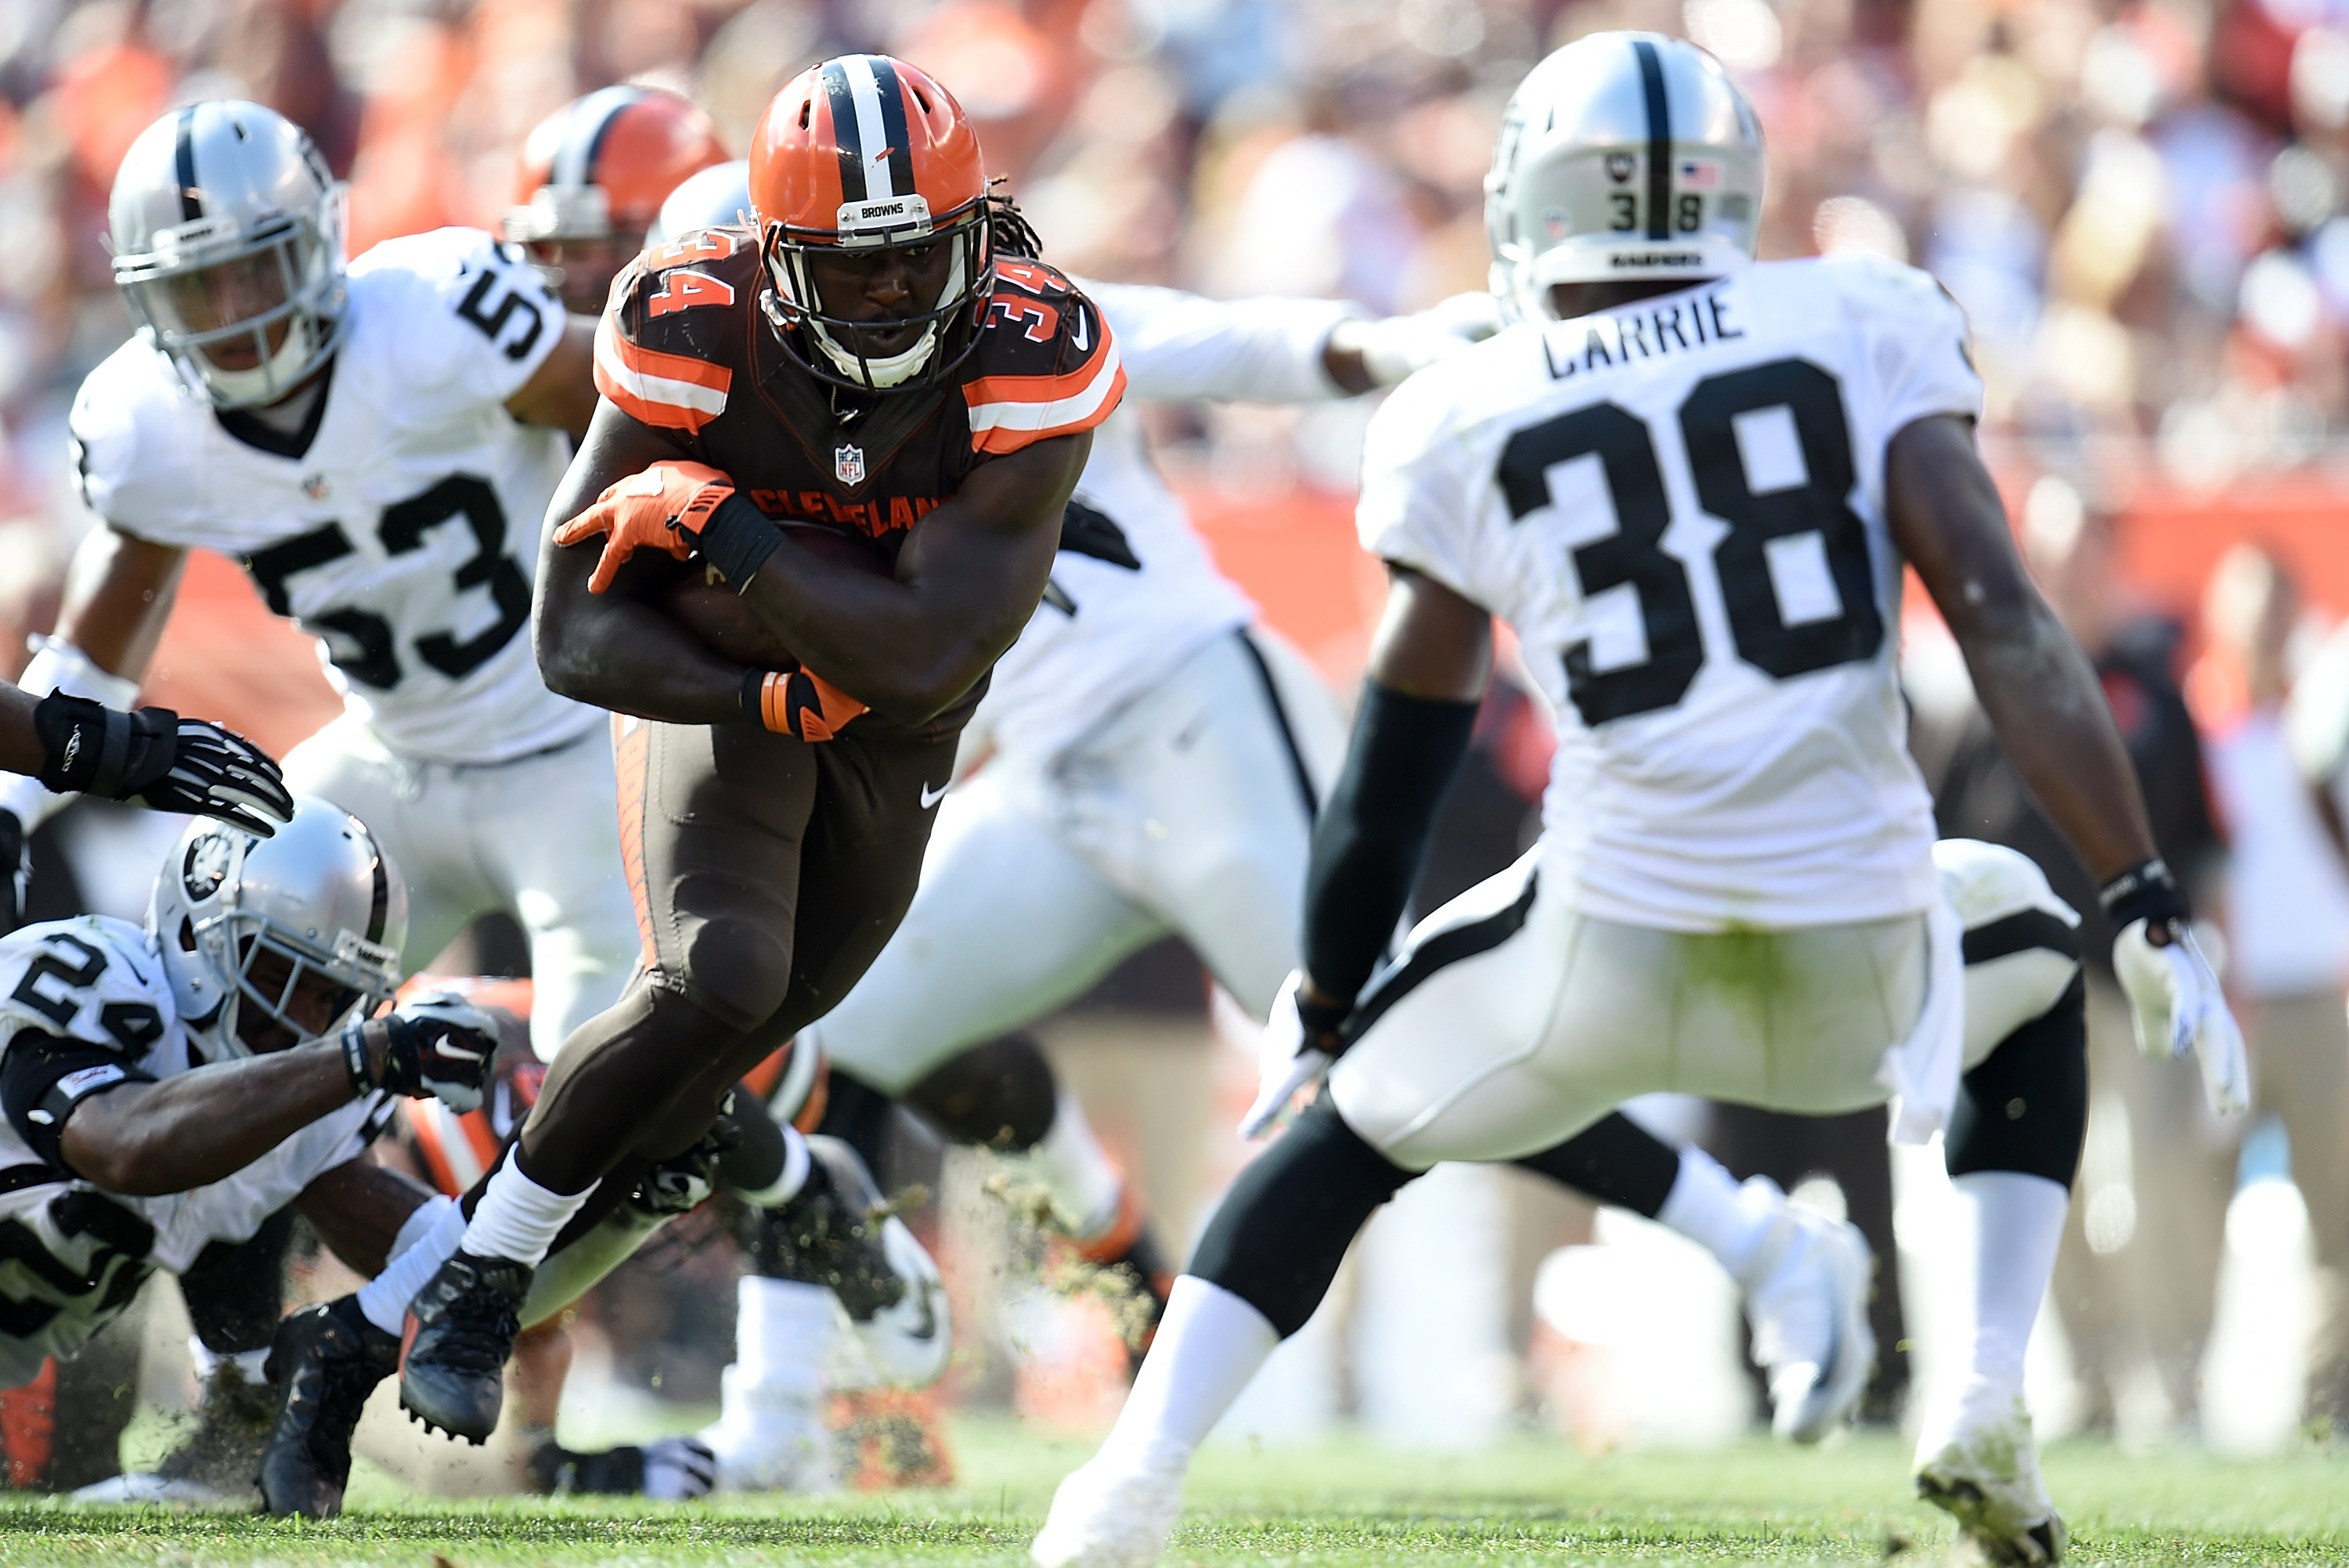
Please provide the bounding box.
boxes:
[647,158,751,251]
[1485,32,1764,319]
[148,796,406,1059]
[108,100,348,409]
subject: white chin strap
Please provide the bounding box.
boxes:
[810,243,965,389]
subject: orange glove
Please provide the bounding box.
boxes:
[553,461,736,593]
[747,669,869,742]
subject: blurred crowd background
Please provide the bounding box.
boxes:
[9,0,2349,1480]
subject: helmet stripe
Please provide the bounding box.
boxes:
[554,85,642,188]
[864,58,918,206]
[366,841,388,944]
[173,106,202,221]
[821,60,868,203]
[839,56,898,201]
[1632,38,1671,241]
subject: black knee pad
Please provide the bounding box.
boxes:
[1947,974,2087,1188]
[1188,1094,1413,1339]
[1513,1112,1682,1219]
[180,1206,295,1354]
[904,1033,1058,1151]
[675,908,797,1032]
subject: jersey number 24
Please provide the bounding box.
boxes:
[1501,357,1882,726]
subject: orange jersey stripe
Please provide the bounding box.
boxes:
[612,714,658,965]
[966,341,1126,455]
[594,312,732,430]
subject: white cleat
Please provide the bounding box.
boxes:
[1914,1382,2065,1565]
[70,1472,253,1508]
[841,1216,953,1390]
[697,1366,839,1494]
[1737,1181,1877,1443]
[1030,1453,1186,1568]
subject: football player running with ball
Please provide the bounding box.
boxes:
[1034,34,2245,1568]
[16,99,633,1064]
[377,55,1119,1445]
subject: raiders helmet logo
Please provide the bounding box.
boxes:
[183,831,234,901]
[835,443,866,485]
[1606,153,1636,184]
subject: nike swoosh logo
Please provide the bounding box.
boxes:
[919,780,949,809]
[1071,308,1090,351]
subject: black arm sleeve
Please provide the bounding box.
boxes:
[1301,682,1478,1009]
[0,1031,153,1174]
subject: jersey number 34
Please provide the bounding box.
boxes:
[1501,356,1881,726]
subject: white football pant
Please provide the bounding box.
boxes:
[285,715,640,1061]
[1333,841,2077,1170]
[808,628,1344,1094]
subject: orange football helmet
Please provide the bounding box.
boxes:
[507,85,728,313]
[748,54,994,392]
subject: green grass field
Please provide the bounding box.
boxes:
[5,1419,2349,1566]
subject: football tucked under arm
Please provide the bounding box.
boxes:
[659,524,898,672]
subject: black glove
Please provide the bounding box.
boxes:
[0,809,23,935]
[32,693,294,836]
[343,993,495,1112]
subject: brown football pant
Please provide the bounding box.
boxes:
[514,713,958,1197]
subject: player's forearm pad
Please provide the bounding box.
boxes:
[1301,682,1478,1014]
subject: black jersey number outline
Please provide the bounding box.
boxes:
[243,475,530,690]
[0,1190,157,1339]
[9,935,108,1031]
[1497,355,1882,726]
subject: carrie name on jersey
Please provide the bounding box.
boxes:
[594,230,1125,554]
[70,227,595,766]
[1359,254,1981,932]
[0,917,388,1387]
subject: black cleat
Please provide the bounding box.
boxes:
[259,1296,399,1518]
[397,1251,532,1445]
[751,1134,905,1321]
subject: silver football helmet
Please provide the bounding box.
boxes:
[108,100,348,409]
[647,158,750,251]
[148,795,406,1059]
[1485,32,1764,319]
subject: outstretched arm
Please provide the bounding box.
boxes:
[1886,415,2156,883]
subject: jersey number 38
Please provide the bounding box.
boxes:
[1501,356,1882,726]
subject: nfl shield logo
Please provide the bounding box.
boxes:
[835,443,866,485]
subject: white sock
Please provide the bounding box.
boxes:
[459,1160,588,1270]
[188,1339,270,1386]
[1095,1276,1276,1472]
[735,1125,811,1209]
[1007,1087,1124,1240]
[358,1199,466,1334]
[729,1275,836,1400]
[1655,1149,1780,1278]
[1952,1170,2069,1390]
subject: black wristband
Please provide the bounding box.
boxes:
[698,491,785,590]
[341,1021,374,1099]
[31,692,132,796]
[1294,986,1350,1048]
[2099,856,2189,932]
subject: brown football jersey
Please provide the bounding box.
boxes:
[594,229,1123,556]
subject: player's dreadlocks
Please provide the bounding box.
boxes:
[988,178,1044,260]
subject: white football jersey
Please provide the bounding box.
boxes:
[70,228,597,766]
[0,917,387,1388]
[1360,256,1980,931]
[970,283,1356,764]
